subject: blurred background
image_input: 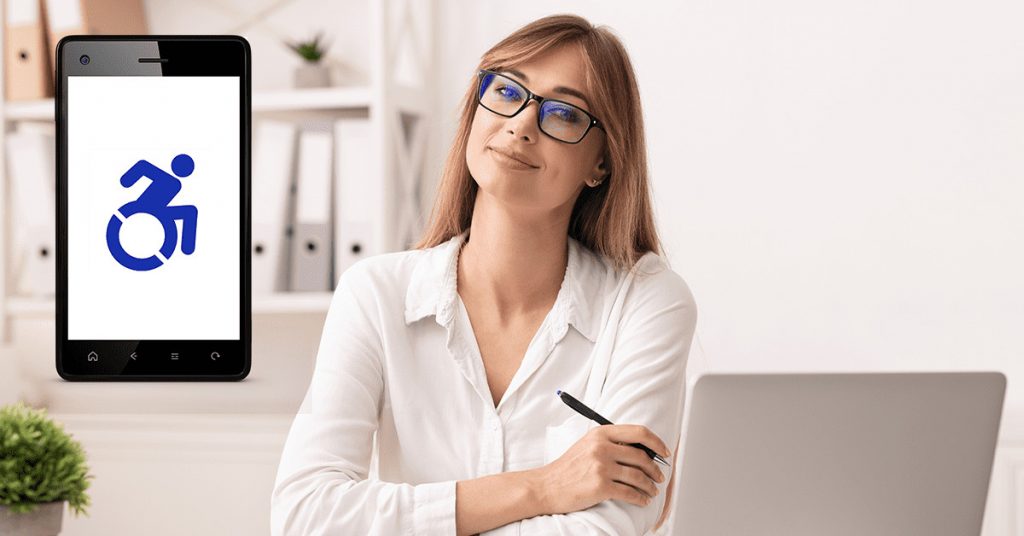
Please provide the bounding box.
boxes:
[0,0,1021,534]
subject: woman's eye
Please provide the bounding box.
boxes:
[494,84,523,102]
[549,105,580,122]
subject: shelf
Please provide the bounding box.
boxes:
[2,86,375,121]
[3,99,52,120]
[251,86,371,113]
[3,297,53,316]
[252,291,333,314]
[4,292,333,317]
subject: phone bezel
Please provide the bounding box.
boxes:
[55,36,251,381]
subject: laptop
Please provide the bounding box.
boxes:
[671,372,1006,536]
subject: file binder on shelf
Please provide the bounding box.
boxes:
[4,0,52,100]
[251,120,297,295]
[5,125,57,296]
[290,129,333,292]
[333,117,377,285]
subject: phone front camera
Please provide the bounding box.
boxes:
[79,55,90,65]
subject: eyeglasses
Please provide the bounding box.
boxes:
[476,69,604,144]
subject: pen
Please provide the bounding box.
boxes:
[556,389,671,467]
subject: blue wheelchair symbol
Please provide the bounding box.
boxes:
[106,154,198,271]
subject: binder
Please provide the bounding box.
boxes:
[290,129,333,292]
[251,120,297,294]
[5,125,57,296]
[4,0,52,100]
[44,0,148,70]
[333,117,377,285]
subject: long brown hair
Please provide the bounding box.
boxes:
[414,14,661,272]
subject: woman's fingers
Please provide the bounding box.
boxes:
[599,424,670,459]
[614,464,659,499]
[609,478,656,506]
[609,441,665,485]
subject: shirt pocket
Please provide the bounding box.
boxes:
[543,419,593,464]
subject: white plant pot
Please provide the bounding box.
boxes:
[0,501,65,536]
[294,62,330,88]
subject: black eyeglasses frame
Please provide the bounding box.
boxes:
[476,69,604,145]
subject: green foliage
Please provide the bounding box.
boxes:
[0,402,92,516]
[286,31,330,62]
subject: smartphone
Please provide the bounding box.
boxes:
[55,36,251,380]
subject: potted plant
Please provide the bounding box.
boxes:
[286,31,331,88]
[0,402,92,536]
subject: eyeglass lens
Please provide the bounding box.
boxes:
[478,72,592,143]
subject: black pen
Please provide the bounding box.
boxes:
[556,389,671,467]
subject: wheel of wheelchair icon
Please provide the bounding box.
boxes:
[106,202,179,271]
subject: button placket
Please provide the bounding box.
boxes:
[490,410,505,472]
[479,409,507,471]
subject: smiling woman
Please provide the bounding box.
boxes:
[271,13,697,536]
[418,14,658,272]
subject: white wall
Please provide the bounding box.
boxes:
[433,0,1024,431]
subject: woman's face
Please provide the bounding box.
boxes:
[466,44,607,214]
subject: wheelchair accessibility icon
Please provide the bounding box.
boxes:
[106,154,198,271]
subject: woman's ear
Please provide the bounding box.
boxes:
[588,159,609,188]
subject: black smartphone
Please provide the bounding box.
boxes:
[55,36,251,380]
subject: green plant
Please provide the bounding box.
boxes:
[285,31,330,62]
[0,402,92,516]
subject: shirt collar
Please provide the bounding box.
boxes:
[404,229,598,343]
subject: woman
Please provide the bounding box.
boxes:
[271,14,697,536]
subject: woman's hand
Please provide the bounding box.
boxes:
[529,424,671,515]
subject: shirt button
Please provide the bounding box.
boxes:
[491,421,500,432]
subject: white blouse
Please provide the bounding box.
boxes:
[271,229,698,535]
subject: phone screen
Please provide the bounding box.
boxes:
[66,75,240,341]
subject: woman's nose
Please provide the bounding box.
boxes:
[505,101,540,143]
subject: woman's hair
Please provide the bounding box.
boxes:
[414,14,662,272]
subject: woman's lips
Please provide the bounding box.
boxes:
[488,147,538,170]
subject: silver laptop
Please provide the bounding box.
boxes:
[672,372,1006,536]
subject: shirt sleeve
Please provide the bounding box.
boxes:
[485,261,698,536]
[270,264,458,536]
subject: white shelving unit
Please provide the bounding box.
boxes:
[0,0,436,345]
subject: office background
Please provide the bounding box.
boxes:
[0,0,1021,534]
